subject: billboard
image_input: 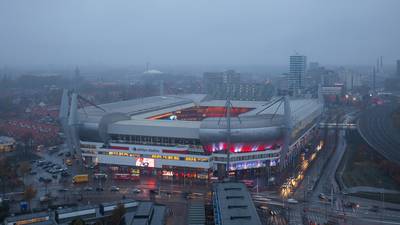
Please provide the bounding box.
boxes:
[135,157,155,168]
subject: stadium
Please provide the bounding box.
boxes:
[61,92,323,179]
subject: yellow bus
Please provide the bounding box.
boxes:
[72,174,89,184]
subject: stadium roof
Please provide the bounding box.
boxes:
[79,95,204,123]
[109,119,200,139]
[79,95,322,141]
[242,97,322,125]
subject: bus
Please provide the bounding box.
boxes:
[72,174,89,184]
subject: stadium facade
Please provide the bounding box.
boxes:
[60,92,323,179]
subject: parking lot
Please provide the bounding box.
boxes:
[4,144,212,225]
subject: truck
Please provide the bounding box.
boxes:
[72,174,89,184]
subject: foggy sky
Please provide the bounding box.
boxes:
[0,0,399,67]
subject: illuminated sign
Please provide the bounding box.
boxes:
[229,160,266,171]
[162,170,173,176]
[135,157,155,167]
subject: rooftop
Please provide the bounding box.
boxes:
[213,182,262,225]
[0,136,15,145]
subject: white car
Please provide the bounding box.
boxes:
[287,198,299,204]
[110,186,120,192]
[132,188,141,193]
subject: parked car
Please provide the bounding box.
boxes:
[96,187,104,192]
[61,171,71,177]
[84,187,93,191]
[110,186,120,192]
[58,188,68,192]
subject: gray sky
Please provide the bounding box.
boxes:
[0,0,399,66]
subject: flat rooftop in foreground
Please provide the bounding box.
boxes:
[213,182,262,225]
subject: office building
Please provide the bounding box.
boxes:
[203,71,273,101]
[203,70,240,95]
[397,60,400,77]
[288,54,307,95]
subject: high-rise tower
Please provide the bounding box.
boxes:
[288,54,307,96]
[397,60,400,77]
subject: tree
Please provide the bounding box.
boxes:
[94,220,103,225]
[18,161,31,188]
[0,157,12,194]
[108,203,126,225]
[71,218,86,225]
[24,185,37,212]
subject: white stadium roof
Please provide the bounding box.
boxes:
[78,95,322,141]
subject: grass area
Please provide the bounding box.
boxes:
[340,131,400,190]
[350,192,400,204]
[6,151,41,163]
[392,107,400,130]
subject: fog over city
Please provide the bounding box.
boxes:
[1,0,400,67]
[2,1,400,225]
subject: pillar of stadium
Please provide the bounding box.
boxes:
[68,93,82,159]
[280,96,292,170]
[59,89,74,155]
[225,74,232,179]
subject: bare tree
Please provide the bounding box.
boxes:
[71,218,86,225]
[108,203,126,225]
[24,185,37,212]
[0,157,12,195]
[18,161,31,188]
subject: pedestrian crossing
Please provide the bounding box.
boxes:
[287,208,302,225]
[306,212,328,225]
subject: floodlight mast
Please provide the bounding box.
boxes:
[226,74,232,179]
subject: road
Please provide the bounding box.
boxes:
[358,104,400,164]
[285,110,400,225]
